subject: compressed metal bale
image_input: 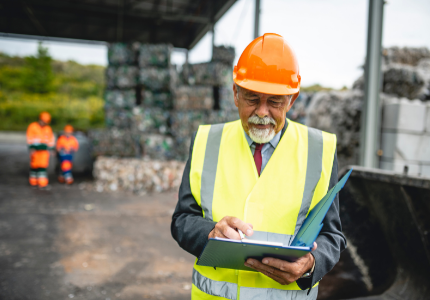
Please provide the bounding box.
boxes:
[92,156,185,193]
[184,62,233,86]
[382,63,426,99]
[106,65,138,89]
[173,85,214,110]
[107,42,138,65]
[383,47,430,66]
[104,107,134,129]
[285,92,312,125]
[219,86,236,111]
[212,46,235,65]
[104,89,136,108]
[138,44,173,68]
[306,90,364,168]
[139,67,177,92]
[141,90,173,109]
[88,129,141,157]
[417,59,430,101]
[131,107,169,134]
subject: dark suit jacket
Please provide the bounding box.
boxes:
[171,122,347,289]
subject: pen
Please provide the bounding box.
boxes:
[238,229,245,241]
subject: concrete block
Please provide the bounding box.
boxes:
[380,159,421,176]
[425,103,430,133]
[381,132,421,161]
[382,98,426,133]
[418,135,430,163]
[422,165,430,178]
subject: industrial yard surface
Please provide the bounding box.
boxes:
[0,136,194,300]
[0,135,365,300]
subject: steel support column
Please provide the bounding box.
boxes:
[254,0,260,39]
[360,0,385,168]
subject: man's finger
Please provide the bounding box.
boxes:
[246,259,287,278]
[245,260,289,284]
[222,226,241,240]
[214,229,229,239]
[312,242,317,251]
[245,262,287,285]
[227,217,253,237]
[261,257,294,273]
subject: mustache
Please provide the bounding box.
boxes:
[248,115,276,126]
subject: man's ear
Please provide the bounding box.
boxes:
[233,84,239,108]
[287,92,300,110]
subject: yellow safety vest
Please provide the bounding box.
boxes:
[190,119,336,300]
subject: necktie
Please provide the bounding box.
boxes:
[254,143,264,176]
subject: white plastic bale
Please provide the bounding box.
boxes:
[91,156,185,194]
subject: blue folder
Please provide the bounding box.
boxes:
[197,169,353,271]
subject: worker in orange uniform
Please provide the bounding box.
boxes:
[56,125,79,184]
[26,112,55,188]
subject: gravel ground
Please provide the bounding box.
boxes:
[0,138,194,300]
[0,134,365,300]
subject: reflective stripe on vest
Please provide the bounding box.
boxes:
[193,268,238,300]
[192,268,319,300]
[190,119,336,299]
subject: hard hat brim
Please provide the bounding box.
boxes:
[234,78,300,96]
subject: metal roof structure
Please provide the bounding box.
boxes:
[0,0,236,49]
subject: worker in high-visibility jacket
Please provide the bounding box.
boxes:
[171,33,346,300]
[26,112,55,188]
[56,125,79,184]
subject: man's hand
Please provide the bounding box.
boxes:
[208,216,253,240]
[244,242,317,285]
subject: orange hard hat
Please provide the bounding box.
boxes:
[233,33,301,97]
[39,112,51,124]
[64,125,74,133]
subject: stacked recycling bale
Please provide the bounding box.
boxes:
[105,43,139,129]
[134,44,178,160]
[171,46,237,160]
[307,46,430,171]
[93,44,238,162]
[92,156,185,194]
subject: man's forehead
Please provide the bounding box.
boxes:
[241,88,285,99]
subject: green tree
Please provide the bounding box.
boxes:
[23,42,54,93]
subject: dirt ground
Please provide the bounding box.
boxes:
[0,134,366,300]
[0,138,195,300]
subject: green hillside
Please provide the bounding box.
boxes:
[0,43,105,131]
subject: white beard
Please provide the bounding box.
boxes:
[247,115,277,143]
[248,127,276,144]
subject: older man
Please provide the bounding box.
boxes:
[171,33,346,300]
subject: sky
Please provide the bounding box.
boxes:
[1,0,429,89]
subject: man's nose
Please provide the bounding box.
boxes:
[255,102,269,118]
